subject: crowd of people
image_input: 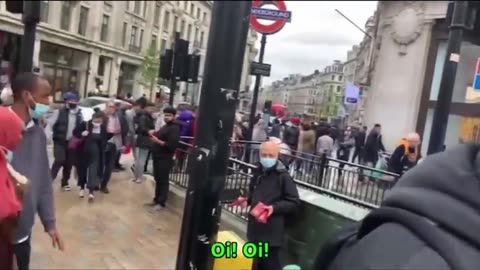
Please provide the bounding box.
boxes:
[0,72,195,269]
[232,114,423,179]
[0,71,429,270]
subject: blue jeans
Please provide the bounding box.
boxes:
[134,147,150,180]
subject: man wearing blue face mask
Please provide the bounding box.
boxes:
[10,73,64,270]
[237,141,300,270]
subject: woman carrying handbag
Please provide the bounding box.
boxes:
[74,111,112,201]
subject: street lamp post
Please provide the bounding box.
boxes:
[427,1,470,154]
[19,1,41,73]
[175,1,252,270]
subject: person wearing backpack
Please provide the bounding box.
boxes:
[387,132,421,176]
[236,141,300,270]
[314,143,480,270]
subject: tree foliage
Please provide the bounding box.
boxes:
[140,43,160,92]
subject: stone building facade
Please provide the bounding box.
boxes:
[0,1,257,104]
[362,1,455,151]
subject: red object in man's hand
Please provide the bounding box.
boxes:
[230,196,248,207]
[257,210,269,224]
[250,202,270,223]
[123,144,132,154]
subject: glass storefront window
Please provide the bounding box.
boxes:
[421,108,463,154]
[39,41,90,101]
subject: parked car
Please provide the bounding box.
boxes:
[78,96,132,121]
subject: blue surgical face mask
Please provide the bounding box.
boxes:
[31,103,50,119]
[260,157,277,169]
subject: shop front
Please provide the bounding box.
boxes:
[39,41,90,102]
[117,62,138,98]
[417,19,480,153]
[0,30,22,89]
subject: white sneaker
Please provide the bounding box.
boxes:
[79,189,85,198]
[134,178,143,184]
[62,185,72,191]
[88,193,95,202]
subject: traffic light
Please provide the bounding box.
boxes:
[159,49,173,80]
[186,54,200,83]
[6,1,23,14]
[173,39,189,80]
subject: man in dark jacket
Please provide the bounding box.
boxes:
[314,143,480,270]
[352,125,367,164]
[48,91,83,191]
[283,117,300,151]
[363,123,385,166]
[240,141,300,270]
[132,101,155,183]
[388,132,421,176]
[146,106,180,211]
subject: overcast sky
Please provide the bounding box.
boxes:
[256,1,378,86]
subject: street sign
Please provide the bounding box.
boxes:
[250,61,271,77]
[344,82,359,104]
[250,0,291,35]
[473,58,480,91]
[251,7,291,22]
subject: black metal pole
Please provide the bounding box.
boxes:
[427,1,469,155]
[175,1,252,270]
[169,32,180,106]
[19,1,40,73]
[245,34,267,163]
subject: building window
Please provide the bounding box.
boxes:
[151,34,157,49]
[130,26,138,46]
[98,56,107,76]
[180,20,185,38]
[339,75,343,81]
[100,15,110,42]
[60,2,72,31]
[203,11,207,21]
[78,6,89,36]
[337,85,341,92]
[163,11,170,30]
[134,1,141,14]
[160,39,167,54]
[197,7,201,19]
[187,24,192,41]
[40,1,49,23]
[139,29,144,48]
[173,16,178,32]
[154,4,161,26]
[331,75,335,80]
[190,3,194,14]
[194,28,199,43]
[200,31,205,47]
[122,22,128,47]
[184,1,188,10]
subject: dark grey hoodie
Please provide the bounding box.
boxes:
[11,120,56,242]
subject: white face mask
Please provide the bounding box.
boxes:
[92,122,102,127]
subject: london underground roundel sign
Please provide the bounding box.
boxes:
[250,0,291,35]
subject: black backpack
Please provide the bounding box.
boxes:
[312,206,466,270]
